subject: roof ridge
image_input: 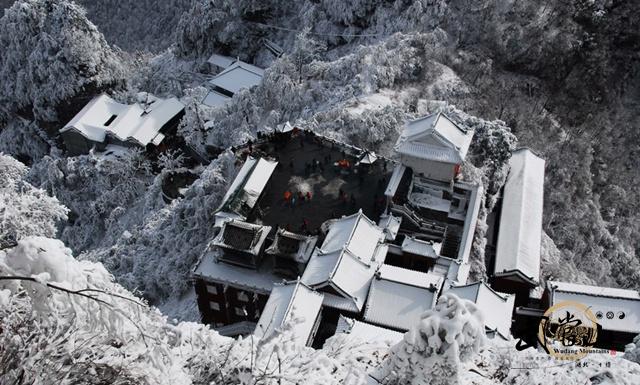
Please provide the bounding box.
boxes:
[376,265,443,290]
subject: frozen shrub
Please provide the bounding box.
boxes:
[375,292,485,385]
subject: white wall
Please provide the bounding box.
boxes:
[401,155,456,182]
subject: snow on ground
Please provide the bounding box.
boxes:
[158,289,200,323]
[346,89,395,115]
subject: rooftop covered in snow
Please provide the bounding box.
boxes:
[547,281,640,334]
[334,316,404,345]
[193,250,282,294]
[215,156,278,224]
[394,112,474,165]
[301,211,387,313]
[211,219,271,257]
[203,60,265,107]
[254,281,324,346]
[493,148,545,285]
[207,53,236,69]
[363,264,444,331]
[265,228,318,264]
[60,93,184,147]
[446,281,515,339]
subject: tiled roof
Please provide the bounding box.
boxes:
[394,112,474,164]
[254,281,324,345]
[494,149,545,284]
[60,93,184,146]
[363,265,443,331]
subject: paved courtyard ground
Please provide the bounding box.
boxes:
[247,133,392,234]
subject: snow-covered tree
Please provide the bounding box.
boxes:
[77,0,191,52]
[0,236,198,384]
[0,154,68,249]
[375,292,485,385]
[0,116,57,163]
[0,0,125,121]
[27,149,153,253]
[175,0,282,60]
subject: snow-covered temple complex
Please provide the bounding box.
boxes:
[192,113,554,348]
[60,93,185,155]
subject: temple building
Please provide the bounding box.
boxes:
[490,148,545,303]
[543,281,640,351]
[60,93,184,155]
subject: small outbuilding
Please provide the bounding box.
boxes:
[212,219,272,268]
[265,228,318,278]
[202,60,265,107]
[60,93,184,155]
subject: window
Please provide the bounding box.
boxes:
[235,307,247,317]
[206,285,218,295]
[237,291,249,302]
[104,114,118,127]
[209,301,221,311]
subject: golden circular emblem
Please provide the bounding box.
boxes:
[537,300,599,360]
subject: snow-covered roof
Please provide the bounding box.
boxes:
[384,164,406,198]
[335,316,403,345]
[265,228,318,263]
[254,281,324,346]
[401,236,439,259]
[446,281,514,339]
[302,246,386,313]
[275,121,294,133]
[358,151,378,165]
[549,281,640,300]
[493,148,545,285]
[394,112,474,164]
[363,265,443,331]
[202,90,231,107]
[548,281,640,334]
[211,219,271,256]
[218,156,278,219]
[215,321,257,337]
[207,53,236,69]
[60,93,184,147]
[455,181,483,262]
[320,210,385,265]
[193,252,281,293]
[209,60,264,95]
[377,213,401,241]
[301,211,387,312]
